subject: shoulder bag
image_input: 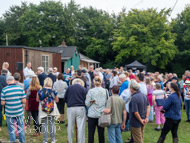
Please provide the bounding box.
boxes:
[98,89,113,128]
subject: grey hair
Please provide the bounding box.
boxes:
[48,68,53,73]
[186,70,190,75]
[119,74,126,79]
[158,75,163,82]
[130,79,140,91]
[93,69,99,76]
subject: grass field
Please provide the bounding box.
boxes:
[0,109,190,143]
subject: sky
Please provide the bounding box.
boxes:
[0,0,189,18]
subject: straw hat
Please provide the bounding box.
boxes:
[72,78,85,87]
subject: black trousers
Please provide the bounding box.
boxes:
[31,111,41,133]
[88,117,105,143]
[161,118,181,139]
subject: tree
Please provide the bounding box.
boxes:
[2,2,29,45]
[170,5,190,76]
[113,8,178,69]
[76,7,119,67]
[0,18,5,45]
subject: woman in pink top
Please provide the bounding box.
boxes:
[146,77,154,122]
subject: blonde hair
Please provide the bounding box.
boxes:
[44,77,53,87]
[2,62,9,69]
[94,76,102,86]
[29,76,42,91]
[124,71,129,77]
[145,77,153,89]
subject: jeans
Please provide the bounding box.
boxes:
[6,116,25,143]
[185,100,190,120]
[31,111,41,133]
[41,116,55,143]
[88,117,105,143]
[0,100,2,126]
[160,118,181,139]
[67,107,86,143]
[148,106,154,121]
[107,124,123,143]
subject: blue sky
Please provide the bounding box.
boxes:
[0,0,189,18]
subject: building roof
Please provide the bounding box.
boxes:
[79,53,100,64]
[0,46,61,54]
[38,46,77,60]
[125,60,146,68]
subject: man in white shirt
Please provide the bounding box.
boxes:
[53,67,60,76]
[23,62,32,79]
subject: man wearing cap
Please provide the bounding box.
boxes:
[64,78,87,143]
[88,65,94,82]
[53,67,60,77]
[1,76,26,143]
[23,62,32,79]
[37,67,48,87]
[0,69,8,127]
[48,68,56,84]
[171,77,181,90]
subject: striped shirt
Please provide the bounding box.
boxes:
[1,84,26,117]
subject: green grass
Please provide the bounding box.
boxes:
[0,109,190,143]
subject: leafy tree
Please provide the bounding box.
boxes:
[2,2,29,45]
[76,7,118,67]
[113,8,178,69]
[0,18,5,45]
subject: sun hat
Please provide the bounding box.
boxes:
[72,78,85,87]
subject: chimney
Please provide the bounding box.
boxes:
[61,39,66,47]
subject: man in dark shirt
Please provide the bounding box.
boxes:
[71,70,87,88]
[88,65,94,82]
[37,67,48,87]
[129,79,150,143]
[65,80,87,143]
[0,69,8,127]
[47,68,56,84]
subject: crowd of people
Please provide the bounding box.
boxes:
[0,61,188,143]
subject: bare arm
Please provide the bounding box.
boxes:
[36,93,39,102]
[152,95,155,106]
[103,108,111,114]
[134,112,144,125]
[22,98,26,104]
[121,110,127,130]
[55,95,59,103]
[1,101,5,106]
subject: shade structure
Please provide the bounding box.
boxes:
[125,60,146,71]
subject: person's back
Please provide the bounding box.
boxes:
[23,78,32,90]
[48,73,56,84]
[86,87,107,118]
[164,92,182,120]
[0,74,7,94]
[139,82,147,95]
[111,95,125,124]
[38,72,48,87]
[65,83,87,143]
[130,91,149,127]
[65,84,87,107]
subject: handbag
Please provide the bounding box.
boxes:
[98,89,113,128]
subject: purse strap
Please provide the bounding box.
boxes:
[105,89,113,113]
[125,96,132,105]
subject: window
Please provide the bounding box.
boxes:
[42,55,49,73]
